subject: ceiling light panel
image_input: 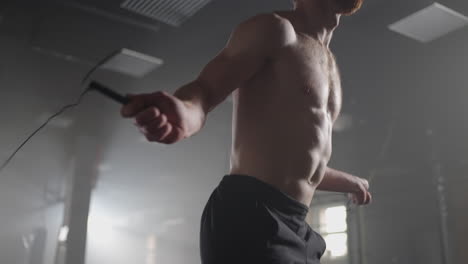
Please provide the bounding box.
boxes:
[389,3,468,43]
[121,0,212,27]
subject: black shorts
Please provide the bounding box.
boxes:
[200,174,326,264]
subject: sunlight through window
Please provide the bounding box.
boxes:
[324,233,348,258]
[323,206,347,233]
[320,205,348,259]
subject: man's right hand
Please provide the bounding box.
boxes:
[350,177,372,205]
[120,91,192,144]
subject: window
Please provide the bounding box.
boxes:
[306,203,349,262]
[320,205,348,259]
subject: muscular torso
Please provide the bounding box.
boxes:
[229,17,342,206]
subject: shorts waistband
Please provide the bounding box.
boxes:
[218,174,309,220]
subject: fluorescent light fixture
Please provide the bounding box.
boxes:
[121,0,213,27]
[389,3,468,43]
[100,48,164,78]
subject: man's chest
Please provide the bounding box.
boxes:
[272,40,343,119]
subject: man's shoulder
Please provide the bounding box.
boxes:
[239,13,296,39]
[244,13,290,26]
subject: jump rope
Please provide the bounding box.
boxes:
[0,51,130,175]
[0,50,386,215]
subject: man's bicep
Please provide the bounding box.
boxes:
[195,48,266,109]
[194,14,291,112]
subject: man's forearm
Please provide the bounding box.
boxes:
[317,167,360,193]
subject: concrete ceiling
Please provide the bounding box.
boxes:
[1,0,468,262]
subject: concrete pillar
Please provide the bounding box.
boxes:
[64,135,99,264]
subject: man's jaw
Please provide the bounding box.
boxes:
[335,0,363,15]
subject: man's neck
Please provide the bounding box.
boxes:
[287,7,341,47]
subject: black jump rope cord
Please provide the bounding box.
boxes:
[0,88,91,173]
[0,52,128,175]
[1,50,375,211]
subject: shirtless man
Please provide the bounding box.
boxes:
[121,0,371,263]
